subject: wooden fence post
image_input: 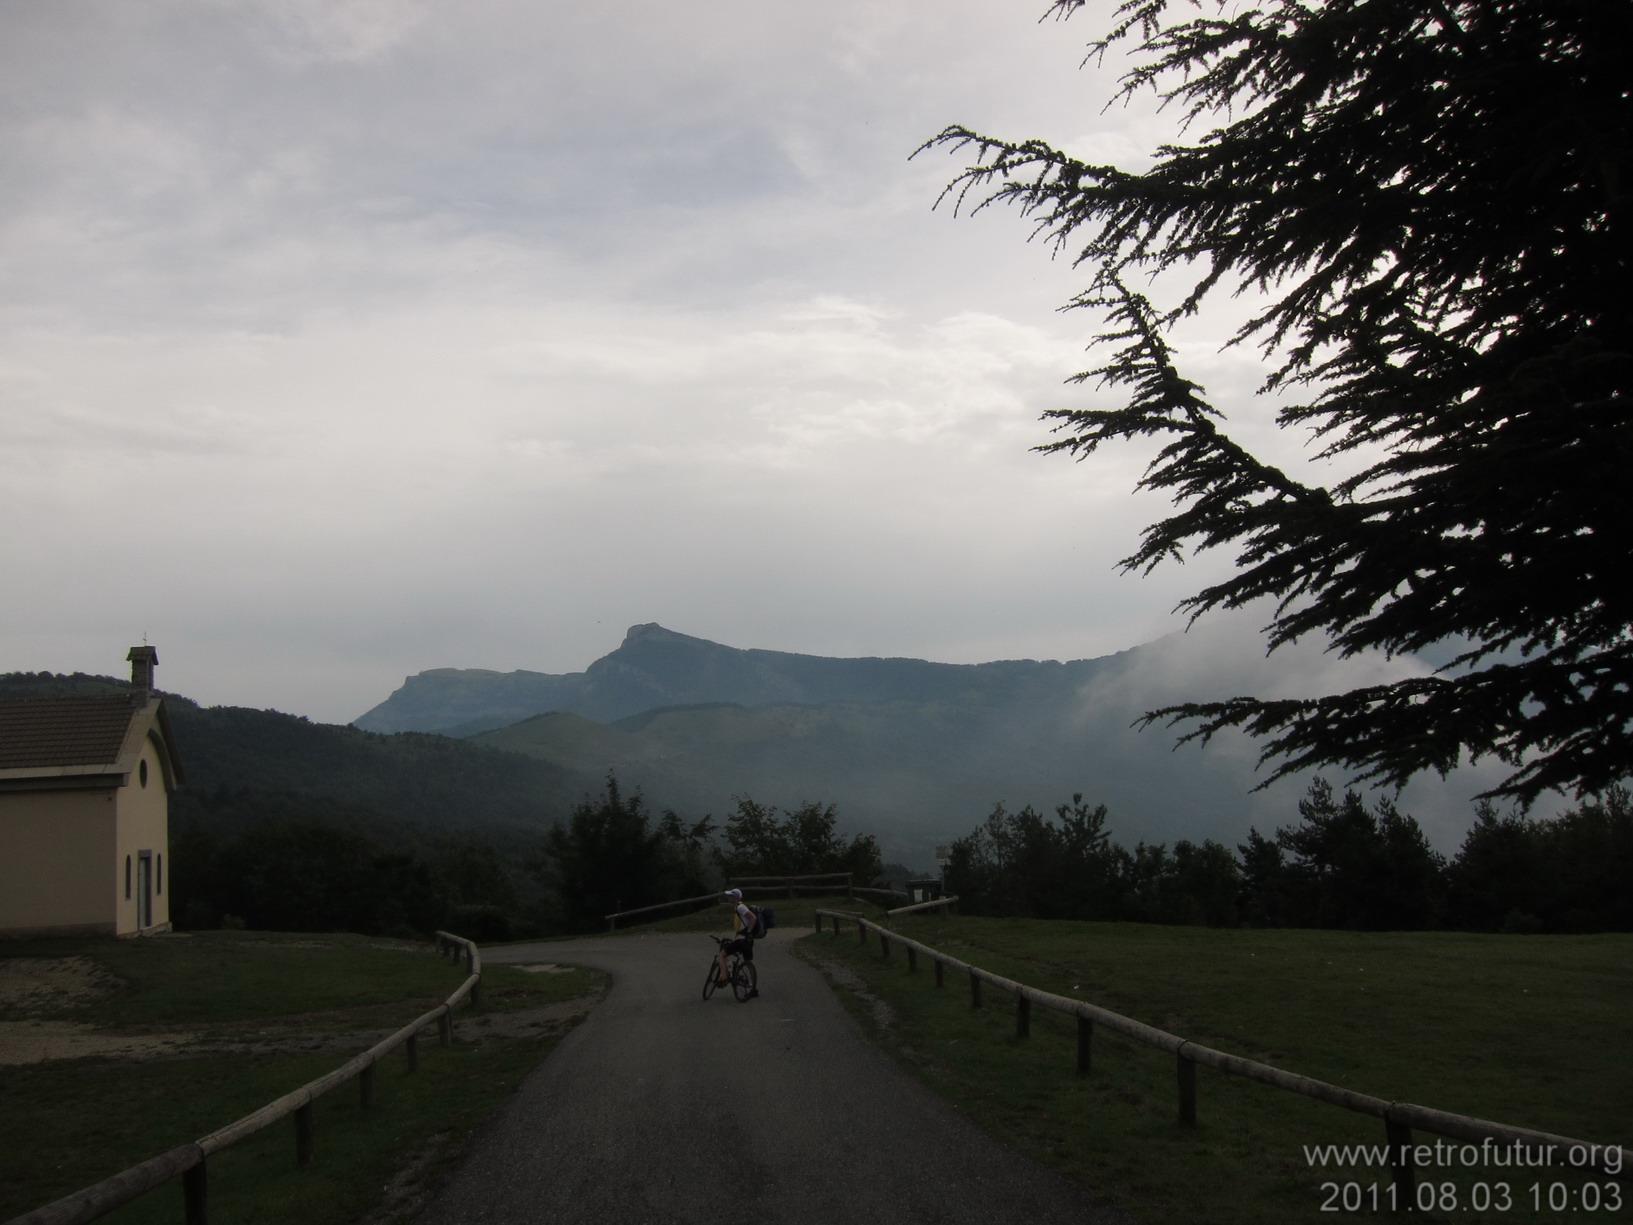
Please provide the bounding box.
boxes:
[907,946,917,973]
[183,1158,207,1225]
[360,1062,376,1110]
[1016,994,1030,1039]
[970,972,982,1010]
[471,977,482,1008]
[934,958,944,988]
[1077,1017,1093,1077]
[439,1012,454,1047]
[406,1032,419,1072]
[295,1103,314,1168]
[857,920,867,946]
[880,934,891,960]
[1386,1117,1415,1207]
[1178,1048,1197,1126]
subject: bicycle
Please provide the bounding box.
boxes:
[703,935,756,1002]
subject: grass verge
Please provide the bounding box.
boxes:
[796,915,1631,1225]
[0,931,606,1224]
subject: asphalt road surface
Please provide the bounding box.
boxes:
[413,928,1132,1225]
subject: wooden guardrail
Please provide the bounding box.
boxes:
[605,893,722,931]
[730,872,852,886]
[734,874,887,903]
[603,875,886,929]
[813,909,1630,1196]
[6,932,485,1225]
[885,895,958,918]
[848,885,910,905]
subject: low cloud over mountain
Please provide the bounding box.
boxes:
[355,621,1508,862]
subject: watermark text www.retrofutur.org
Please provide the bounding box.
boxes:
[1306,1139,1624,1214]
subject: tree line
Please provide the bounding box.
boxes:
[172,774,885,939]
[945,781,1633,933]
[170,774,1632,938]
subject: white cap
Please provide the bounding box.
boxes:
[723,888,743,899]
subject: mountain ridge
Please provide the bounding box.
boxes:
[352,622,1123,734]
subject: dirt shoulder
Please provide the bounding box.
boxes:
[0,954,597,1066]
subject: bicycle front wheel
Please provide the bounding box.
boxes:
[731,956,752,1002]
[703,961,720,1001]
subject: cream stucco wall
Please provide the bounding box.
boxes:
[0,788,118,936]
[113,737,172,934]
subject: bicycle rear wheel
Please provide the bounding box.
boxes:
[731,956,752,1002]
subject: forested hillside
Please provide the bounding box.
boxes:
[1,670,578,936]
[469,695,1263,863]
[348,622,1533,863]
[9,669,1624,938]
[355,623,1310,861]
[0,670,576,837]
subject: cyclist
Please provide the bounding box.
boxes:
[713,887,761,998]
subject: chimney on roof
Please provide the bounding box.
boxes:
[127,645,158,692]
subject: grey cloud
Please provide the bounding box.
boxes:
[0,0,1358,770]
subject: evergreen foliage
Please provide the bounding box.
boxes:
[541,775,721,931]
[1242,779,1447,930]
[1125,837,1242,927]
[169,813,531,938]
[926,0,1633,803]
[715,796,884,883]
[1447,786,1633,932]
[945,781,1633,932]
[945,795,1133,920]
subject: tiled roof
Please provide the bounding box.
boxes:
[0,695,146,770]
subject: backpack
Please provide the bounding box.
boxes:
[750,905,776,937]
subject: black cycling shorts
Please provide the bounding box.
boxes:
[729,935,755,961]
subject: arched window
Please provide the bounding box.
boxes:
[157,855,163,894]
[125,856,132,899]
[139,760,149,788]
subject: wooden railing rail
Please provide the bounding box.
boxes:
[847,886,909,905]
[813,909,1630,1190]
[604,877,870,929]
[885,895,959,918]
[604,893,722,931]
[6,933,485,1225]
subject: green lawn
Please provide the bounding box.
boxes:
[0,931,605,1224]
[797,914,1632,1225]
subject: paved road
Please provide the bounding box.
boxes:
[413,928,1130,1225]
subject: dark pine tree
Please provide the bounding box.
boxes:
[926,0,1633,805]
[546,775,670,932]
[1274,780,1446,930]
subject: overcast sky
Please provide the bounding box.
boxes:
[1,0,1444,825]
